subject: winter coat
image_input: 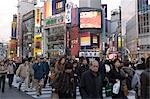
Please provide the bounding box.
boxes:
[33,63,45,80]
[80,70,103,99]
[77,64,89,81]
[0,65,7,77]
[108,68,126,98]
[7,64,16,74]
[41,61,50,75]
[140,68,150,99]
[58,72,74,95]
[16,64,29,78]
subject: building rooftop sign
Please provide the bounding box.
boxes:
[45,13,65,28]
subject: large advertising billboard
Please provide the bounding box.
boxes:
[52,0,66,15]
[80,11,101,29]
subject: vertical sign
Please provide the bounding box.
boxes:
[65,3,72,23]
[11,22,17,39]
[35,7,41,27]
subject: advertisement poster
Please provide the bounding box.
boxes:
[34,35,42,57]
[11,22,17,39]
[80,11,101,29]
[80,32,91,46]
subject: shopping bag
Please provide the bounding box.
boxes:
[16,76,21,83]
[113,80,120,94]
[105,83,113,97]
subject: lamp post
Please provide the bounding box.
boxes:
[137,46,140,58]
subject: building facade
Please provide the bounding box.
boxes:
[17,0,35,59]
[22,10,35,58]
[138,0,150,58]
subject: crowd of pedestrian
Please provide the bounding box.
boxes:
[0,55,149,99]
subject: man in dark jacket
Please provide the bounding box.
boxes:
[80,60,103,99]
[41,58,50,88]
[33,58,45,96]
[140,56,150,99]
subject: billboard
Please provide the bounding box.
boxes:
[34,35,42,57]
[44,0,52,19]
[35,7,41,27]
[65,2,72,23]
[11,22,17,39]
[80,32,91,46]
[80,11,101,29]
[52,0,66,15]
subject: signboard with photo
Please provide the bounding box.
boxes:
[80,11,101,29]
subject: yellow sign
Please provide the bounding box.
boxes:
[34,35,42,57]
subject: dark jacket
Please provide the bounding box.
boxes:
[33,63,44,80]
[77,64,89,81]
[80,70,103,99]
[140,68,150,99]
[108,68,126,98]
[41,61,50,75]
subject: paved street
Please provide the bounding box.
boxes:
[0,82,34,99]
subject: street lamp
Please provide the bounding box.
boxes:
[137,46,140,58]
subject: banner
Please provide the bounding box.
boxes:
[65,2,72,23]
[35,7,41,27]
[44,0,52,19]
[11,22,17,39]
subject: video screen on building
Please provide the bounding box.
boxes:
[80,11,101,29]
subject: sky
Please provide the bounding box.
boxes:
[0,0,120,42]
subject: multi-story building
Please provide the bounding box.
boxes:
[110,9,121,52]
[123,0,150,59]
[138,0,150,58]
[22,10,35,58]
[17,0,35,59]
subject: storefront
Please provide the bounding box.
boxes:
[44,13,65,57]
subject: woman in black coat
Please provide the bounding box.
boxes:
[108,58,127,99]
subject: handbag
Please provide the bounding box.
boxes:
[123,84,128,96]
[113,80,120,94]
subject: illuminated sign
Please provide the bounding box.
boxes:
[45,13,65,27]
[80,11,101,29]
[11,22,17,39]
[80,32,91,46]
[52,0,66,15]
[35,7,41,27]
